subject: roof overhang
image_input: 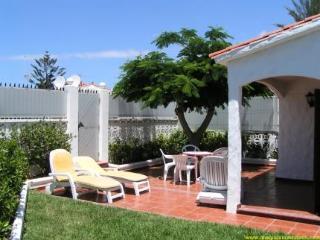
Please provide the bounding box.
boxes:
[211,17,320,65]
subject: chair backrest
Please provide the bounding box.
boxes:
[182,144,200,152]
[159,149,174,164]
[200,156,228,190]
[49,149,75,174]
[212,147,228,157]
[173,155,189,170]
[74,156,105,175]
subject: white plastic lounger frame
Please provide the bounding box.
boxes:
[49,149,125,203]
[73,157,150,196]
[160,149,176,181]
[104,169,150,196]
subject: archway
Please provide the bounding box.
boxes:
[240,76,320,215]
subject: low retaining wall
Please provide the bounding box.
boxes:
[108,157,276,171]
[108,158,162,170]
[10,183,28,240]
[242,158,277,165]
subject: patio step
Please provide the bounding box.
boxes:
[238,205,320,224]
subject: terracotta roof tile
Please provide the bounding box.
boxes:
[209,13,320,59]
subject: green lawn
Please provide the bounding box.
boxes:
[23,192,285,240]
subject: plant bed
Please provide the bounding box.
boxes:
[23,191,285,240]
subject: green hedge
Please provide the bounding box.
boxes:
[109,130,279,164]
[12,122,72,177]
[109,130,227,164]
[109,138,160,164]
[0,121,71,238]
[0,139,28,238]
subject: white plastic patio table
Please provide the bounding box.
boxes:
[182,151,213,181]
[182,151,213,158]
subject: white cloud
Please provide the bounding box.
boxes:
[1,54,43,61]
[0,49,148,61]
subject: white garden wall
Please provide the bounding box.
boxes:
[0,85,279,161]
[0,87,66,118]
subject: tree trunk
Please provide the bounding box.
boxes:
[175,106,215,146]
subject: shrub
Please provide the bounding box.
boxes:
[270,147,278,159]
[155,130,188,154]
[12,121,71,177]
[0,139,28,238]
[199,131,227,152]
[244,142,269,159]
[109,130,278,164]
[156,130,227,154]
[109,138,160,164]
[109,130,228,164]
[242,133,277,159]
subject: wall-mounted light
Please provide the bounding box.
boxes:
[78,122,84,129]
[306,92,315,107]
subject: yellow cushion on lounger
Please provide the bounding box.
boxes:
[52,149,74,172]
[74,156,106,175]
[104,170,147,182]
[74,156,148,182]
[74,175,121,190]
[51,149,78,181]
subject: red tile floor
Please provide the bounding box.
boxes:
[53,164,320,237]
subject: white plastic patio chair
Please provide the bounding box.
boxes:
[212,147,228,157]
[182,144,200,152]
[159,149,175,181]
[173,155,196,186]
[196,155,228,205]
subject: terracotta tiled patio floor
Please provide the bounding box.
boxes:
[52,164,320,237]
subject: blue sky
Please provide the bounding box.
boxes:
[1,0,293,88]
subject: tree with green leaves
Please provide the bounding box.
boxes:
[28,51,66,89]
[278,0,320,27]
[287,0,320,21]
[113,27,270,145]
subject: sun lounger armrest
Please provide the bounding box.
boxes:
[49,172,79,200]
[49,172,75,185]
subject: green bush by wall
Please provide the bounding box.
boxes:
[109,130,279,164]
[109,130,227,164]
[11,121,72,177]
[0,139,28,238]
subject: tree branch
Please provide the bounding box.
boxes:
[195,108,215,137]
[175,106,193,138]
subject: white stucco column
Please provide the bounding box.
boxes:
[65,85,79,156]
[227,83,242,213]
[98,89,109,161]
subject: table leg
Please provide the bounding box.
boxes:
[173,167,178,184]
[195,159,198,179]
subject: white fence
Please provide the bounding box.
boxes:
[0,87,66,119]
[0,85,279,160]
